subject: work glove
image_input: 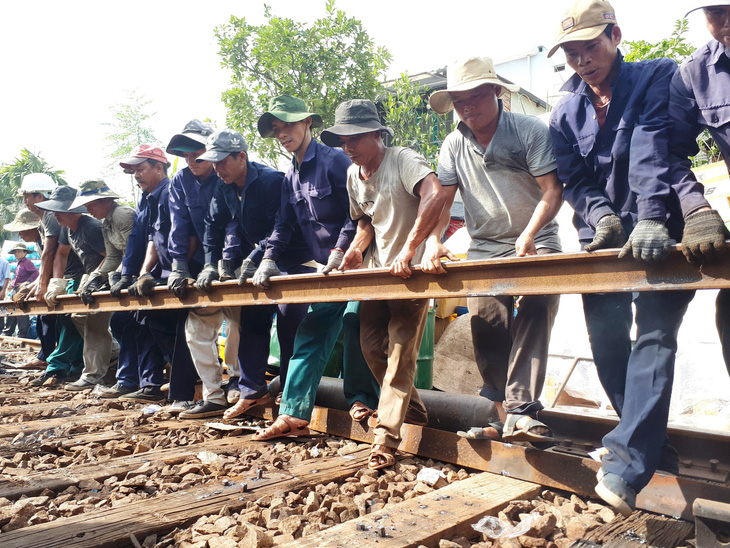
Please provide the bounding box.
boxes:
[219,259,235,281]
[45,278,69,307]
[237,258,258,285]
[127,272,157,297]
[681,209,727,266]
[109,272,134,298]
[12,282,33,310]
[322,248,345,274]
[79,271,109,306]
[584,215,627,252]
[618,220,674,262]
[167,260,195,299]
[195,263,219,293]
[252,259,281,289]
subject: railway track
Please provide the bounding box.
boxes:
[0,371,720,547]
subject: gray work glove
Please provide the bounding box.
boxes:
[585,215,627,252]
[128,272,157,297]
[195,263,219,293]
[167,259,195,299]
[109,272,134,298]
[322,248,345,274]
[618,220,674,262]
[237,258,258,285]
[79,271,109,305]
[219,259,235,281]
[681,209,727,265]
[45,278,69,308]
[252,259,281,289]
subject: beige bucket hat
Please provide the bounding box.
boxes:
[3,208,41,232]
[428,57,519,115]
[548,0,618,58]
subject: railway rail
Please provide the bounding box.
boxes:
[1,246,729,317]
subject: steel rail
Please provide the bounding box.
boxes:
[2,245,729,316]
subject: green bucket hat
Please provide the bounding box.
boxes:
[257,95,323,138]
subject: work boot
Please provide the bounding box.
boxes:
[98,382,137,399]
[30,371,63,387]
[166,400,196,415]
[179,400,227,419]
[595,470,636,517]
[65,379,97,391]
[120,386,166,403]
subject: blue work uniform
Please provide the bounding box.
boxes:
[669,39,730,376]
[261,139,379,420]
[550,54,698,492]
[204,162,309,400]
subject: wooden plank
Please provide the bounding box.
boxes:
[3,246,730,316]
[286,472,541,547]
[586,512,694,547]
[0,409,133,439]
[0,448,371,548]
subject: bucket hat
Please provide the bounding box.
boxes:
[257,96,323,138]
[166,119,216,156]
[548,0,617,58]
[320,100,394,148]
[196,129,249,163]
[34,186,86,214]
[69,179,121,209]
[10,242,31,254]
[3,208,41,232]
[429,57,519,115]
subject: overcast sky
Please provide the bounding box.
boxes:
[0,0,712,195]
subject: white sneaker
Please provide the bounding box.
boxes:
[167,400,196,415]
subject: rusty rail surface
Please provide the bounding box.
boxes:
[2,246,729,316]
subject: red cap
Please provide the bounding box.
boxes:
[119,144,169,169]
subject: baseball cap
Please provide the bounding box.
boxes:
[166,119,216,156]
[685,1,730,16]
[196,129,248,163]
[119,144,169,170]
[548,0,618,58]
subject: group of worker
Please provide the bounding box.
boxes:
[3,0,729,519]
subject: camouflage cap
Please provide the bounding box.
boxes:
[69,179,121,209]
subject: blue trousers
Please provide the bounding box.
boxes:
[138,309,197,400]
[236,302,308,400]
[111,311,164,390]
[715,288,730,376]
[279,302,380,422]
[583,290,694,491]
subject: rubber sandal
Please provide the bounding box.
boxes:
[368,444,396,470]
[457,422,503,440]
[252,415,310,441]
[501,413,553,443]
[275,392,282,405]
[349,401,373,422]
[223,393,271,420]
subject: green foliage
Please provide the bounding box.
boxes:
[380,74,452,170]
[215,0,392,164]
[0,149,67,240]
[103,90,161,169]
[624,19,695,63]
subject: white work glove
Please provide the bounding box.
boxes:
[45,278,69,307]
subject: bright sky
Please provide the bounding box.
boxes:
[0,0,712,196]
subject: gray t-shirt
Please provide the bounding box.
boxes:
[60,215,105,274]
[348,146,434,267]
[438,107,561,259]
[40,209,85,279]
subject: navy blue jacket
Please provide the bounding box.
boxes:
[204,162,311,271]
[669,39,730,216]
[263,139,354,265]
[168,167,223,271]
[550,54,690,241]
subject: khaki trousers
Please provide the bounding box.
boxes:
[359,299,429,448]
[71,311,114,384]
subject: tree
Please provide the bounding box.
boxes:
[379,74,452,170]
[103,90,161,169]
[0,148,67,239]
[215,0,392,164]
[625,19,721,165]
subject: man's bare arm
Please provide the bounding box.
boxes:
[515,170,563,256]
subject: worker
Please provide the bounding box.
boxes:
[548,0,706,515]
[164,120,242,417]
[314,99,448,469]
[240,95,379,436]
[424,57,563,444]
[669,1,730,375]
[4,243,40,338]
